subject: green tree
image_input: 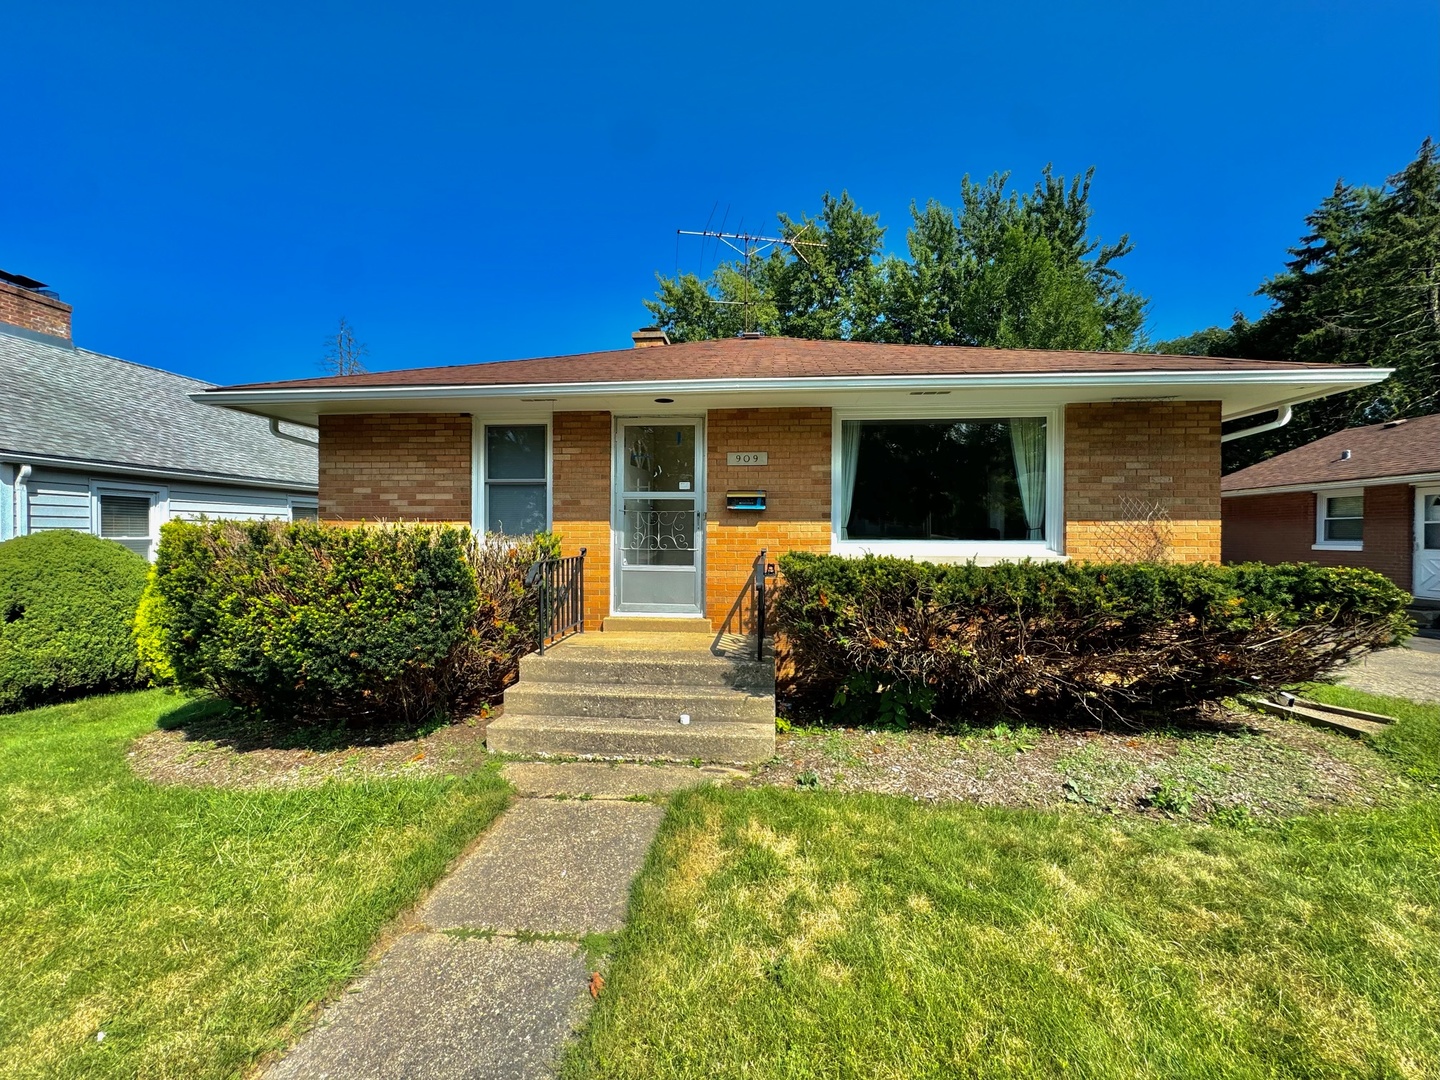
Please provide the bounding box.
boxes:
[644,167,1148,352]
[1157,140,1440,471]
[888,168,1145,349]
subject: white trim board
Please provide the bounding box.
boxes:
[470,414,554,536]
[1312,487,1365,553]
[197,366,1391,412]
[829,406,1066,561]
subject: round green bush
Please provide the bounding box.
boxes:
[0,530,150,711]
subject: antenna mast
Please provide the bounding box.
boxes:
[675,226,823,333]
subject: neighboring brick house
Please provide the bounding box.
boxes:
[200,331,1385,631]
[1222,413,1440,602]
[0,270,318,557]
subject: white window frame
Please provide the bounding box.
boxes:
[90,480,168,560]
[830,405,1065,560]
[1314,487,1364,551]
[471,415,552,536]
[288,495,320,522]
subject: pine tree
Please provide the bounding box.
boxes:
[1158,140,1440,471]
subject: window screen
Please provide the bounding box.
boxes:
[99,494,153,557]
[1424,492,1440,550]
[485,425,547,535]
[1321,494,1364,543]
[291,504,320,522]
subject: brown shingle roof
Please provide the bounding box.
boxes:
[217,335,1347,392]
[1222,412,1440,492]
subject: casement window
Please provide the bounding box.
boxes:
[480,423,549,535]
[93,486,162,559]
[834,412,1059,556]
[1315,489,1364,550]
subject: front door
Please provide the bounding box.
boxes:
[613,419,705,614]
[1416,487,1440,600]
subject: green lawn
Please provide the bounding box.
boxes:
[0,690,510,1080]
[1303,683,1440,783]
[565,710,1440,1079]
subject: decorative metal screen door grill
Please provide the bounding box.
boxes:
[614,420,704,614]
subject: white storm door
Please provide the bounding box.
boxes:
[1416,487,1440,600]
[613,420,705,614]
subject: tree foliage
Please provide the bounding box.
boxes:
[1155,140,1440,471]
[142,520,557,726]
[645,167,1147,351]
[0,531,148,711]
[774,552,1411,728]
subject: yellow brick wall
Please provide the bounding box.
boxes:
[551,411,612,630]
[1063,401,1222,563]
[318,413,471,524]
[704,407,832,631]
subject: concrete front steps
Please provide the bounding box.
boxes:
[487,620,776,765]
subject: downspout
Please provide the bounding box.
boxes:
[1221,406,1292,443]
[269,418,320,448]
[15,463,32,537]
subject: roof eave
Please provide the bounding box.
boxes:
[197,367,1393,410]
[1223,469,1440,497]
[0,449,318,493]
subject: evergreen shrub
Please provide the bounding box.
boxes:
[0,530,149,711]
[774,553,1411,726]
[141,520,555,725]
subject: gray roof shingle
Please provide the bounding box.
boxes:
[0,324,317,489]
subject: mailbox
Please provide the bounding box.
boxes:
[726,489,767,511]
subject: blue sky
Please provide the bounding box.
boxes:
[4,1,1436,385]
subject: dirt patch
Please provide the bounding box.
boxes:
[754,709,1406,821]
[129,699,494,789]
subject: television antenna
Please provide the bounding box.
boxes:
[676,224,824,333]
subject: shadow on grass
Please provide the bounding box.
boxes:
[155,695,448,753]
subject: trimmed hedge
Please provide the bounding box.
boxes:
[141,520,555,725]
[0,531,150,711]
[774,553,1412,726]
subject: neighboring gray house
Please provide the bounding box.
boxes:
[0,270,317,558]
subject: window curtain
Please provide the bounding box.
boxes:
[840,421,862,539]
[1008,417,1046,540]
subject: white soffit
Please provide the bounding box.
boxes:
[195,369,1390,427]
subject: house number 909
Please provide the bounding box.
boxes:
[727,452,768,466]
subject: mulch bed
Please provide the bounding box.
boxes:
[753,709,1405,821]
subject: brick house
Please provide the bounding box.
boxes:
[201,331,1385,632]
[1222,412,1440,602]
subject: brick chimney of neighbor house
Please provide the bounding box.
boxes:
[631,327,670,348]
[0,270,73,340]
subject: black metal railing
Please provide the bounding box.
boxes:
[753,548,768,661]
[527,548,586,655]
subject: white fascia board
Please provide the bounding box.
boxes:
[1222,471,1440,498]
[0,451,318,493]
[194,367,1392,412]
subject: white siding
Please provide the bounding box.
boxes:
[0,463,14,541]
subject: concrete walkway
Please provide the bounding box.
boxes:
[1341,636,1440,703]
[262,763,724,1080]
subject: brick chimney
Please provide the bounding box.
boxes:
[0,270,72,340]
[631,327,670,348]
